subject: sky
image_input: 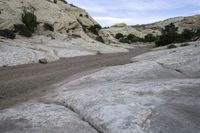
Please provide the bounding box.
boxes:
[66,0,200,27]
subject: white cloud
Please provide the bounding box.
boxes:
[67,0,200,26]
[94,16,171,26]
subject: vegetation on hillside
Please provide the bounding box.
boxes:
[155,23,200,47]
[22,10,37,32]
[115,33,156,44]
[78,19,104,43]
[115,23,200,46]
[12,10,38,37]
[0,29,15,39]
[43,23,54,32]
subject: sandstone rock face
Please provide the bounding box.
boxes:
[0,35,127,66]
[0,102,98,133]
[0,0,96,35]
[0,0,129,67]
[103,15,200,44]
[98,29,120,44]
[42,42,199,133]
[0,42,199,133]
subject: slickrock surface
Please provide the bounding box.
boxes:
[0,0,129,67]
[0,42,199,133]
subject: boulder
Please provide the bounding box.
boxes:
[39,58,48,64]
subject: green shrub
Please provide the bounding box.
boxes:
[22,10,37,32]
[96,36,104,43]
[14,24,25,33]
[43,23,54,31]
[14,24,32,37]
[115,33,124,39]
[179,29,195,42]
[19,28,32,37]
[116,34,143,44]
[156,23,179,47]
[167,44,177,49]
[119,37,129,43]
[127,34,142,43]
[0,29,15,39]
[80,24,102,35]
[144,33,157,42]
[88,24,102,35]
[195,29,200,36]
[53,0,57,3]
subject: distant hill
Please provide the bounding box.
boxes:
[100,14,200,44]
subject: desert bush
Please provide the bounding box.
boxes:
[181,29,195,41]
[80,24,102,35]
[43,23,54,31]
[14,24,32,37]
[144,33,157,42]
[167,44,177,49]
[0,29,15,39]
[127,34,142,43]
[19,27,32,37]
[96,36,104,43]
[14,24,25,33]
[119,37,129,43]
[115,33,124,39]
[116,34,143,44]
[156,23,179,47]
[88,24,102,35]
[54,0,57,3]
[22,10,37,32]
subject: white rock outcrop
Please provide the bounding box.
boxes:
[102,15,200,44]
[43,42,199,133]
[0,42,199,133]
[0,35,127,66]
[0,0,129,66]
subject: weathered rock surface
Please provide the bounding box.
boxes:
[102,15,200,44]
[0,0,96,34]
[0,0,129,67]
[0,42,199,133]
[42,42,199,133]
[0,102,98,133]
[0,35,127,66]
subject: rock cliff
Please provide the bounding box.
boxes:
[0,0,128,66]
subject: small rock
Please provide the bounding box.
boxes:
[39,59,48,64]
[96,51,103,55]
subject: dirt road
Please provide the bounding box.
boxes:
[0,45,153,109]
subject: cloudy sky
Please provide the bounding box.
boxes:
[67,0,200,27]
